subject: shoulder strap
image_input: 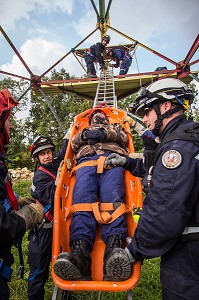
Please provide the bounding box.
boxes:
[38,166,56,181]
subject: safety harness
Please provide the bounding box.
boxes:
[85,48,97,60]
[65,201,132,224]
[67,156,132,222]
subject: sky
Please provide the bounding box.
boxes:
[0,0,199,112]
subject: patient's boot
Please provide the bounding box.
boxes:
[104,235,132,281]
[53,240,92,280]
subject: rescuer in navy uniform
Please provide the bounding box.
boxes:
[106,48,132,75]
[0,89,44,300]
[84,35,110,78]
[27,135,68,300]
[105,78,199,300]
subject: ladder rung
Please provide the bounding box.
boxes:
[94,67,117,108]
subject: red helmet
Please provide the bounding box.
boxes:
[0,89,18,151]
[0,89,18,115]
[87,104,111,124]
[30,135,55,158]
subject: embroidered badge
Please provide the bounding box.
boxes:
[162,150,182,169]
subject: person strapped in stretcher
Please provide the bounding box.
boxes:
[54,107,133,282]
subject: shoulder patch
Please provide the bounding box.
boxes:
[162,150,182,169]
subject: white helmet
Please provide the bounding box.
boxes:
[132,78,194,117]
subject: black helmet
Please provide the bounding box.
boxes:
[30,135,55,158]
[102,35,111,44]
[131,78,194,117]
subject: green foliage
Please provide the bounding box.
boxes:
[12,180,32,197]
[27,68,92,149]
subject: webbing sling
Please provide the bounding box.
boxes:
[65,202,132,224]
[38,166,56,180]
[71,156,107,175]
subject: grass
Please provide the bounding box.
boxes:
[9,180,162,300]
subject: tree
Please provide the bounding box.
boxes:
[0,78,33,168]
[27,68,92,149]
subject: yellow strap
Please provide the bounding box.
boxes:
[64,202,132,224]
[71,156,106,175]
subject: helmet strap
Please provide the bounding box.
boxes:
[152,103,182,136]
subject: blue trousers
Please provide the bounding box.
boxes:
[28,227,53,300]
[84,55,96,75]
[70,154,128,249]
[161,240,199,300]
[119,55,132,75]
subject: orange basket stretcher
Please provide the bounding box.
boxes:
[52,106,143,298]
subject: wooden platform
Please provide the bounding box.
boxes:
[32,71,197,101]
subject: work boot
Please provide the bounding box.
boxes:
[104,235,132,281]
[87,73,97,78]
[53,240,92,280]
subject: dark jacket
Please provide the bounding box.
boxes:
[126,115,199,260]
[89,42,105,66]
[0,154,26,267]
[31,139,68,221]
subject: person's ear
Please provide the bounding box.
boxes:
[163,101,172,111]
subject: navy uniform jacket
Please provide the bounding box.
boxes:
[89,42,105,66]
[125,115,199,260]
[0,154,26,266]
[112,49,126,67]
[31,139,68,221]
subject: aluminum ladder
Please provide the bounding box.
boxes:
[93,67,117,108]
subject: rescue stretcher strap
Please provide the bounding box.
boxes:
[65,202,132,224]
[71,156,107,175]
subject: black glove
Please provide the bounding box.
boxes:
[83,129,107,145]
[141,130,159,151]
